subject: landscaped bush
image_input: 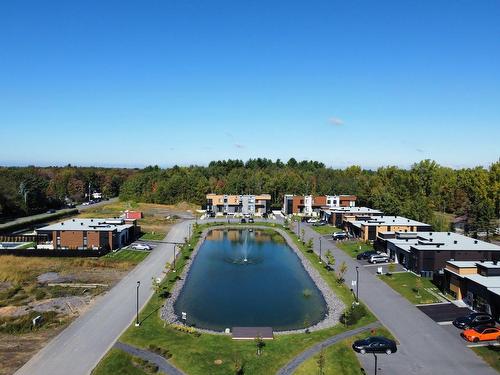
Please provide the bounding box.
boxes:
[340,303,367,326]
[171,324,201,337]
[148,344,172,359]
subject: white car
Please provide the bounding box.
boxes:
[368,254,390,264]
[130,243,152,251]
[307,218,318,223]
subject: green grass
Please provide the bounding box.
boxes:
[311,225,342,235]
[378,272,441,305]
[94,222,378,375]
[472,345,500,373]
[103,250,149,263]
[92,349,150,375]
[336,241,374,258]
[139,232,166,241]
[294,327,393,375]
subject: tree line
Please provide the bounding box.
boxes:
[0,166,135,219]
[1,159,498,237]
[118,158,499,237]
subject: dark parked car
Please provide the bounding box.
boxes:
[356,251,379,260]
[313,220,327,226]
[46,209,56,214]
[208,211,215,217]
[240,218,246,223]
[262,213,268,218]
[332,232,348,240]
[452,312,495,330]
[352,336,397,355]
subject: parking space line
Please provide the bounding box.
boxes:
[437,321,454,325]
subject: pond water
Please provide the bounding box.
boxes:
[174,228,327,331]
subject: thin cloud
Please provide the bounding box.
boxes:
[416,148,424,153]
[328,117,344,126]
[234,143,245,149]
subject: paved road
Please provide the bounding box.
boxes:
[276,322,381,375]
[15,219,193,375]
[299,223,497,375]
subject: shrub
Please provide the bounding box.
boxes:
[340,304,367,326]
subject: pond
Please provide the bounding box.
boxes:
[174,228,327,331]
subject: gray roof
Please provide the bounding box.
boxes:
[37,218,134,233]
[387,232,500,252]
[323,207,382,214]
[359,215,430,227]
[465,274,500,288]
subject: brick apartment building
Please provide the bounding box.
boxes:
[444,260,500,320]
[345,215,431,241]
[377,231,500,278]
[321,206,383,226]
[206,194,271,215]
[282,195,356,216]
[36,218,140,251]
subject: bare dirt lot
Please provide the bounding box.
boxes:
[0,201,196,375]
[0,255,139,375]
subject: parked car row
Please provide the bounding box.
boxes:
[452,312,499,343]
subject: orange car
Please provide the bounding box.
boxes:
[461,325,500,342]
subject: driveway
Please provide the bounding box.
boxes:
[15,220,193,375]
[299,223,497,375]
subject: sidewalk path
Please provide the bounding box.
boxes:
[276,322,381,375]
[114,342,185,375]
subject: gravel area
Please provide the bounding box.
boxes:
[161,225,345,335]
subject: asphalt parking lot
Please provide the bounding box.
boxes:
[417,303,473,323]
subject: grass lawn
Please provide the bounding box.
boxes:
[378,272,441,305]
[294,327,393,375]
[472,345,500,373]
[336,241,374,258]
[92,349,150,375]
[311,225,342,236]
[103,250,149,263]
[93,222,379,375]
[139,232,165,241]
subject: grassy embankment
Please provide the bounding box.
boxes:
[93,222,383,375]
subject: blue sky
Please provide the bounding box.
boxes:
[0,1,499,169]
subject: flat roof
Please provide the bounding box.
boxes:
[465,274,500,288]
[447,261,479,268]
[488,288,500,297]
[37,218,134,233]
[359,215,430,227]
[232,327,273,340]
[387,232,500,252]
[322,207,382,214]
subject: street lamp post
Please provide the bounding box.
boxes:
[319,237,322,263]
[355,266,359,304]
[172,245,177,273]
[135,281,140,326]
